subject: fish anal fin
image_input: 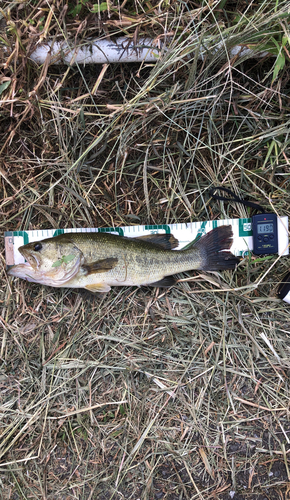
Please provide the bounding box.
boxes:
[85,283,111,293]
[135,234,179,250]
[147,276,177,288]
[82,257,118,275]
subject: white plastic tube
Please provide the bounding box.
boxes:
[30,37,165,65]
[30,36,271,65]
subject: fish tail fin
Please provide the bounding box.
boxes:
[195,225,240,270]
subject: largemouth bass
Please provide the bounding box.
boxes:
[8,226,239,292]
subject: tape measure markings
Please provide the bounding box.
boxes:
[5,216,289,267]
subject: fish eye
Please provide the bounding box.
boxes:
[34,243,42,252]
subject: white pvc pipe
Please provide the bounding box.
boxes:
[30,37,165,65]
[30,37,271,66]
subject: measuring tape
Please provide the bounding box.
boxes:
[5,216,289,267]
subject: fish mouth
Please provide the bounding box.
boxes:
[7,262,38,282]
[9,248,83,287]
[19,248,40,270]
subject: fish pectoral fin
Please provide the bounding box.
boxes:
[81,257,118,275]
[85,283,111,293]
[134,234,179,250]
[147,276,177,288]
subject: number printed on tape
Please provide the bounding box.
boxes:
[4,216,289,266]
[243,223,252,232]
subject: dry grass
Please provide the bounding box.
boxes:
[1,0,290,499]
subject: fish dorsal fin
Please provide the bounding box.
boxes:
[82,257,118,275]
[85,283,111,293]
[147,276,177,288]
[134,234,179,250]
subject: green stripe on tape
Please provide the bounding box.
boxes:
[13,231,29,245]
[196,221,207,237]
[53,229,65,237]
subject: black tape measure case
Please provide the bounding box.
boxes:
[252,213,278,255]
